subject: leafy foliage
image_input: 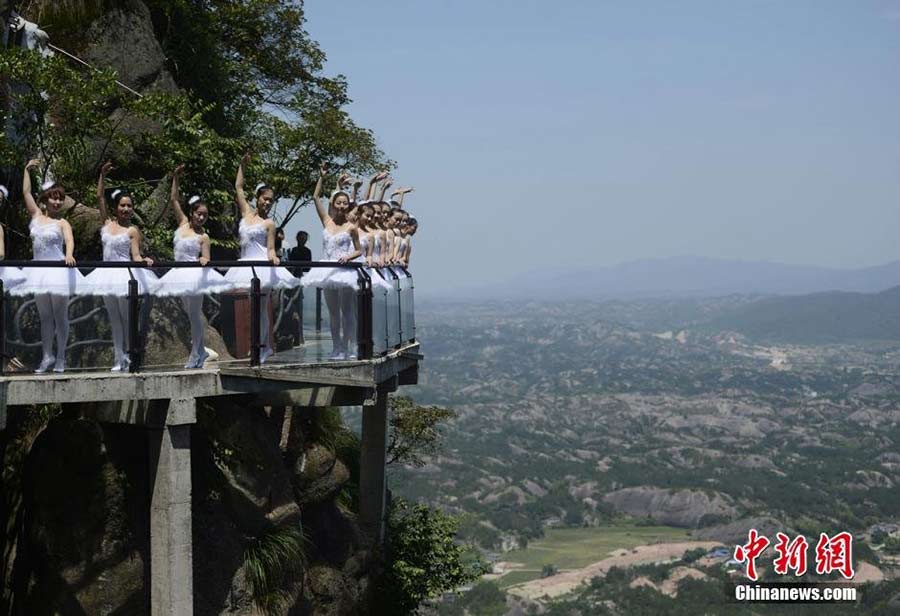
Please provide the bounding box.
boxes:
[373,499,489,615]
[387,396,457,467]
[242,521,307,615]
[4,0,391,254]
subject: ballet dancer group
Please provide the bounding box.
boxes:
[0,155,418,372]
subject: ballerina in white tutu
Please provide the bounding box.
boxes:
[225,153,299,363]
[0,185,27,292]
[302,164,363,360]
[353,202,393,288]
[11,159,82,373]
[158,164,232,368]
[81,162,159,371]
[352,201,394,354]
[399,217,418,267]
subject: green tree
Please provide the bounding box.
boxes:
[373,499,488,615]
[387,396,457,467]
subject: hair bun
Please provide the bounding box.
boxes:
[188,195,201,206]
[255,182,269,195]
[40,180,57,192]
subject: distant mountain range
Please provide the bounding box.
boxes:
[452,256,900,301]
[709,285,900,343]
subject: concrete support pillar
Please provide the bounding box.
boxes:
[359,390,389,544]
[0,381,7,432]
[149,398,195,616]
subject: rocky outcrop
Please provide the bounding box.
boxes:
[0,399,372,616]
[82,0,178,94]
[692,516,793,546]
[9,417,150,614]
[602,487,737,528]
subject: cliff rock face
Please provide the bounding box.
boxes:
[1,401,372,615]
[602,487,737,528]
[1,4,376,613]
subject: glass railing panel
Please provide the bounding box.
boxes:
[385,268,401,349]
[397,269,415,344]
[0,261,385,373]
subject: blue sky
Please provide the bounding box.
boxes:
[285,1,900,296]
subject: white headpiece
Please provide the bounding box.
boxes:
[0,185,7,200]
[110,188,123,201]
[254,182,269,195]
[41,179,57,192]
[188,195,201,206]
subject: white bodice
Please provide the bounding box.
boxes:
[322,228,353,261]
[357,230,370,262]
[30,219,66,260]
[173,232,202,262]
[101,226,132,262]
[239,219,268,259]
[372,233,383,259]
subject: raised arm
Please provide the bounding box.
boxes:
[22,159,42,218]
[97,161,113,221]
[235,152,252,219]
[0,225,5,260]
[312,163,332,227]
[169,164,188,227]
[366,171,388,201]
[351,178,363,203]
[335,172,351,195]
[393,186,414,207]
[376,177,393,203]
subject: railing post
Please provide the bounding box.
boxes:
[356,269,373,360]
[393,269,402,348]
[315,288,322,332]
[127,274,140,373]
[404,268,415,343]
[250,268,261,367]
[0,278,5,376]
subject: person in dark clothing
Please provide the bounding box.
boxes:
[288,231,311,277]
[287,230,313,343]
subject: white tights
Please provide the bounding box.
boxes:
[259,294,272,357]
[34,294,69,365]
[324,288,356,355]
[181,295,205,363]
[102,295,130,366]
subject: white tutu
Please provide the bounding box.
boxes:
[10,219,85,296]
[355,233,392,292]
[76,226,160,296]
[9,264,83,296]
[80,265,160,296]
[301,227,360,290]
[0,266,26,290]
[362,266,392,292]
[224,261,300,291]
[158,266,232,296]
[301,264,360,290]
[156,231,233,296]
[227,219,300,291]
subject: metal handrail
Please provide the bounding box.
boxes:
[0,261,411,374]
[0,260,368,268]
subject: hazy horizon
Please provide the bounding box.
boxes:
[288,1,900,297]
